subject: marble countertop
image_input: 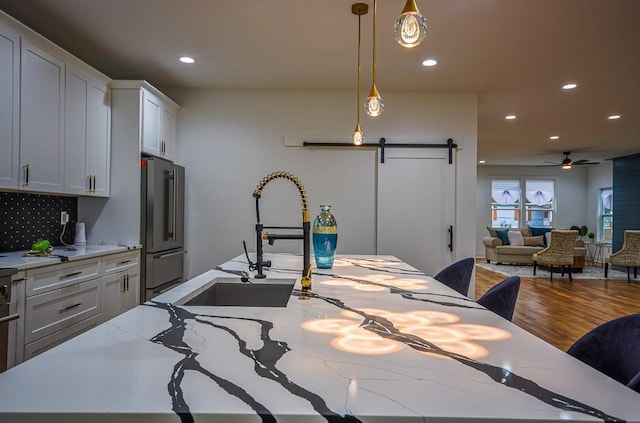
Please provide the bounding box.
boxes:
[0,244,141,271]
[0,253,638,423]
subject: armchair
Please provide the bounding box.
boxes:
[533,230,578,281]
[604,230,640,283]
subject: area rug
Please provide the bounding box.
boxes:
[476,262,634,281]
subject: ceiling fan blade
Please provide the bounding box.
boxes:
[573,160,600,166]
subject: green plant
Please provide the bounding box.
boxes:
[570,225,589,237]
[588,232,595,239]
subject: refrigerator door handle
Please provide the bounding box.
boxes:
[155,250,186,259]
[173,169,179,242]
[167,170,175,240]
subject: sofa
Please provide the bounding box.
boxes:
[483,226,586,267]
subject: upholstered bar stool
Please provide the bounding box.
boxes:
[604,230,640,283]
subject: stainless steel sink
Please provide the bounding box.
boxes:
[184,277,295,307]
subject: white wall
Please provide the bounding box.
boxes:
[475,165,590,257]
[166,88,477,279]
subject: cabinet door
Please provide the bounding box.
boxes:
[64,64,90,195]
[20,39,65,193]
[160,105,176,161]
[0,22,20,189]
[87,80,110,197]
[141,89,161,157]
[100,273,123,323]
[121,267,140,313]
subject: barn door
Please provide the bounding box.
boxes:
[376,147,455,275]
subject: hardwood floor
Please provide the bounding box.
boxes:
[474,264,640,352]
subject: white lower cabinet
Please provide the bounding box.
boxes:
[24,278,100,345]
[101,267,139,323]
[24,315,101,361]
[19,249,140,361]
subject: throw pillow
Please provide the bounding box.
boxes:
[529,226,554,245]
[486,226,498,238]
[545,231,552,247]
[524,235,545,247]
[508,230,525,246]
[495,229,510,245]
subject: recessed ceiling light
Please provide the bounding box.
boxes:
[562,83,577,90]
[607,114,621,120]
[505,115,517,120]
[549,135,560,140]
[478,160,486,164]
[179,56,195,64]
[422,59,438,67]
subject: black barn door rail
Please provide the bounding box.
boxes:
[302,137,457,164]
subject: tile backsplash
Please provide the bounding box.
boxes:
[0,192,77,251]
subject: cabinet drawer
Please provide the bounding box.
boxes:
[102,250,140,274]
[24,314,100,360]
[26,258,101,297]
[25,278,100,344]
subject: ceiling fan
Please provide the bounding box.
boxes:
[537,151,600,169]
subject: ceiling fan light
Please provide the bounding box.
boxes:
[394,0,427,48]
[561,157,572,169]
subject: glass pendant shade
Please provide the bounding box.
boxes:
[365,0,383,118]
[394,0,427,48]
[352,122,364,145]
[365,84,384,117]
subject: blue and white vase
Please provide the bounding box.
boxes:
[313,205,338,269]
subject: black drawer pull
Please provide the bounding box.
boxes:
[58,302,82,313]
[59,271,82,280]
[117,260,132,265]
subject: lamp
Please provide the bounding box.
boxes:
[364,0,383,118]
[561,155,573,170]
[352,3,368,145]
[394,0,428,48]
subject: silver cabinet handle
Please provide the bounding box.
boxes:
[0,313,20,324]
[59,303,82,313]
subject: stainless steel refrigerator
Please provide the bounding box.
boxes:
[140,156,186,301]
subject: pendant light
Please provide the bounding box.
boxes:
[364,0,383,118]
[394,0,427,48]
[352,3,368,145]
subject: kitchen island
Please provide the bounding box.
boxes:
[0,254,638,422]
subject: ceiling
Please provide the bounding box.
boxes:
[1,0,639,166]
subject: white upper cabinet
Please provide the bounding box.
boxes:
[0,20,20,190]
[86,81,111,197]
[64,63,111,197]
[0,11,112,196]
[141,86,178,162]
[20,39,65,193]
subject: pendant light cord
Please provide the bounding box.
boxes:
[372,0,377,86]
[356,11,362,127]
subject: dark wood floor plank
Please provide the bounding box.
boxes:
[474,265,640,352]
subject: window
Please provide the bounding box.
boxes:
[490,180,520,228]
[599,188,613,241]
[491,179,555,228]
[524,180,554,227]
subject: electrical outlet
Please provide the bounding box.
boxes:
[60,211,69,226]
